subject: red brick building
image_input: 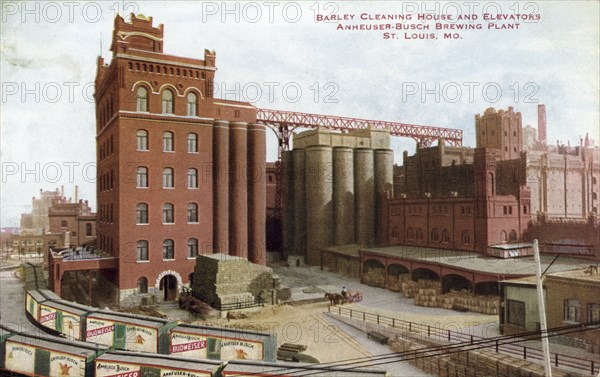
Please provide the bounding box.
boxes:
[382,107,532,252]
[93,14,266,306]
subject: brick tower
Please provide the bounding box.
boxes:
[95,14,266,306]
[475,107,523,160]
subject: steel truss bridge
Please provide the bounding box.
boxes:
[256,108,464,216]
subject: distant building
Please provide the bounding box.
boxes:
[19,188,65,235]
[12,186,96,257]
[384,106,599,255]
[522,125,537,150]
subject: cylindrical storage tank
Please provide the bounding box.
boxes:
[213,120,229,253]
[374,149,394,244]
[292,148,306,258]
[247,123,266,265]
[229,122,248,258]
[305,145,333,265]
[354,148,375,246]
[282,151,295,260]
[333,147,355,245]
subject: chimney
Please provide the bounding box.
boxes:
[74,185,79,203]
[537,104,547,145]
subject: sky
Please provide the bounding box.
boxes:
[1,0,599,227]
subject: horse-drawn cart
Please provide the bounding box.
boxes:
[325,290,362,305]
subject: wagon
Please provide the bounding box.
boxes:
[345,290,362,303]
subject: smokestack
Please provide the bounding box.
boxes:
[537,104,547,145]
[61,185,64,198]
[74,185,79,203]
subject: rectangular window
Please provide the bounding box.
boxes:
[588,303,600,322]
[137,242,148,261]
[507,300,526,327]
[564,299,581,322]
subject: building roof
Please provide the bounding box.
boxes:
[323,244,362,257]
[361,245,590,276]
[546,267,600,283]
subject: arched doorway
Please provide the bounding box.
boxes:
[362,259,386,287]
[160,274,178,301]
[441,274,473,293]
[412,268,439,282]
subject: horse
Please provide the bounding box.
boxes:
[324,292,346,305]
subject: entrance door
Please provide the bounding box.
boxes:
[160,275,177,301]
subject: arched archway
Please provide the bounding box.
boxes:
[155,270,182,301]
[362,259,385,287]
[387,263,410,291]
[160,275,178,301]
[441,274,473,293]
[412,268,439,282]
[474,281,499,296]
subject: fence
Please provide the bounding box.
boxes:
[329,305,599,375]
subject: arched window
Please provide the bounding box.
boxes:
[441,229,450,243]
[136,87,148,112]
[136,130,148,151]
[391,226,399,238]
[136,241,148,261]
[509,230,517,242]
[85,223,92,237]
[163,203,174,223]
[162,167,174,188]
[187,168,198,188]
[188,238,198,258]
[187,133,198,153]
[163,131,174,152]
[500,230,508,243]
[162,90,174,114]
[431,228,439,242]
[187,203,198,223]
[461,230,471,244]
[137,167,148,188]
[61,220,68,228]
[163,239,174,259]
[136,203,148,224]
[406,227,414,240]
[137,277,148,293]
[416,228,424,240]
[187,92,197,116]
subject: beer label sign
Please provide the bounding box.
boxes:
[170,332,208,358]
[161,369,211,377]
[219,340,262,361]
[62,311,81,340]
[95,361,140,377]
[86,318,115,346]
[125,324,157,353]
[39,305,58,329]
[49,351,83,377]
[4,342,35,375]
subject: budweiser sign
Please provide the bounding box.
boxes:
[170,340,207,353]
[86,324,114,338]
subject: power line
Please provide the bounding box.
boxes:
[290,322,599,377]
[242,321,599,376]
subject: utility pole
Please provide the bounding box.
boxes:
[533,239,552,377]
